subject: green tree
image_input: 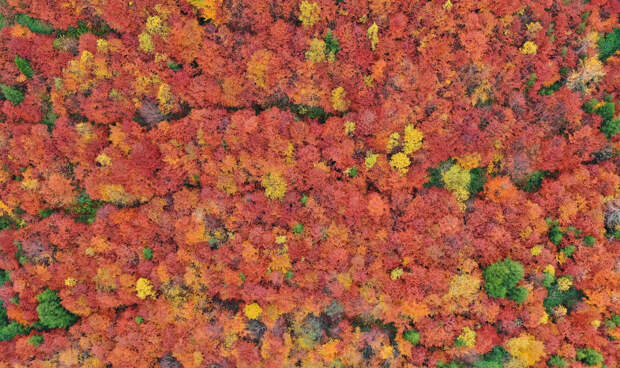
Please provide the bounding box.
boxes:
[576,348,604,366]
[403,328,420,345]
[483,258,527,303]
[14,56,34,79]
[36,289,78,330]
[1,84,24,105]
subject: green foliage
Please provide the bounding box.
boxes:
[560,244,575,257]
[576,348,604,366]
[0,321,28,341]
[0,269,9,287]
[520,170,551,193]
[548,355,569,368]
[525,73,537,93]
[583,235,595,247]
[583,99,618,138]
[284,270,294,280]
[290,104,330,123]
[135,316,144,324]
[598,28,620,62]
[168,61,182,71]
[15,14,54,34]
[403,328,420,345]
[506,286,529,304]
[68,191,101,224]
[36,289,79,330]
[348,166,358,178]
[547,218,564,245]
[15,242,27,266]
[483,258,525,301]
[0,14,5,30]
[323,30,340,57]
[142,247,153,260]
[538,80,564,96]
[473,346,509,368]
[41,95,58,132]
[0,301,7,327]
[39,208,55,218]
[14,56,33,79]
[424,159,455,189]
[437,362,466,368]
[596,102,615,121]
[1,84,25,105]
[0,214,21,232]
[602,117,619,138]
[57,20,113,39]
[543,276,584,315]
[468,167,487,195]
[425,166,444,188]
[28,334,44,347]
[293,223,304,234]
[0,301,28,342]
[301,194,309,206]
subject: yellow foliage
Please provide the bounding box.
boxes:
[96,39,109,53]
[443,0,453,10]
[299,1,321,27]
[526,22,542,34]
[269,252,291,274]
[530,245,542,256]
[306,38,327,63]
[247,49,271,88]
[76,122,96,142]
[544,265,555,276]
[471,79,492,106]
[93,266,120,291]
[261,172,287,200]
[505,334,545,367]
[520,41,538,55]
[64,277,77,287]
[403,125,424,154]
[96,153,112,166]
[136,277,156,299]
[138,32,154,53]
[244,303,262,319]
[566,56,605,94]
[448,274,481,299]
[337,272,352,290]
[365,151,379,168]
[367,22,379,51]
[557,277,572,291]
[457,327,476,348]
[390,152,410,174]
[442,164,471,201]
[188,0,220,22]
[456,152,481,170]
[109,124,131,155]
[345,121,356,134]
[386,132,400,152]
[331,86,349,112]
[319,339,339,361]
[146,15,167,35]
[157,83,174,114]
[21,177,39,191]
[380,344,394,359]
[390,268,404,280]
[99,184,132,205]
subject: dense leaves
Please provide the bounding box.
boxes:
[0,0,618,366]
